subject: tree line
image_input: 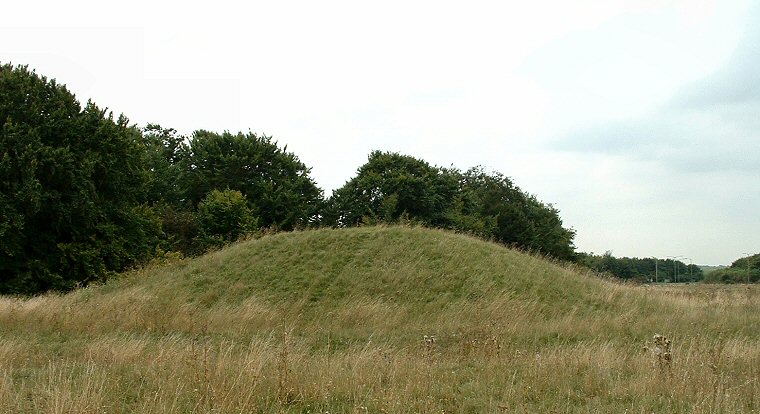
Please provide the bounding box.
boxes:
[0,64,578,294]
[578,252,703,283]
[703,253,760,283]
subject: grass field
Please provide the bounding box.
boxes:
[1,226,759,413]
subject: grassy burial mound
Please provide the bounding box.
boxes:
[1,226,759,412]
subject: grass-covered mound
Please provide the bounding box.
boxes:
[1,226,759,412]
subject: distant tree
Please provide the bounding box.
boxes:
[730,253,760,271]
[139,124,202,255]
[524,197,576,260]
[578,253,702,282]
[182,130,323,230]
[141,124,188,206]
[451,167,576,260]
[0,64,159,294]
[448,167,531,243]
[324,151,458,227]
[325,152,576,260]
[196,189,257,247]
[704,253,759,283]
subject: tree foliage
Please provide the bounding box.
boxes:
[324,151,457,227]
[138,127,326,256]
[325,151,576,260]
[1,64,584,293]
[578,253,702,283]
[450,167,576,260]
[703,253,759,283]
[197,189,257,247]
[182,130,323,230]
[730,253,760,271]
[0,64,159,294]
[141,124,188,206]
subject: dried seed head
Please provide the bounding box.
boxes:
[649,334,673,368]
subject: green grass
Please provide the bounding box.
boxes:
[1,225,760,412]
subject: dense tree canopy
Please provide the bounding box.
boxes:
[0,64,328,294]
[196,188,257,246]
[0,64,159,294]
[450,167,576,260]
[578,253,702,283]
[325,151,577,260]
[139,126,327,253]
[182,130,323,230]
[703,253,759,283]
[324,151,457,227]
[0,64,613,293]
[142,123,188,206]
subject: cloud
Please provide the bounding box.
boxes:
[552,3,760,176]
[538,4,760,264]
[555,118,675,154]
[673,3,760,109]
[556,104,760,173]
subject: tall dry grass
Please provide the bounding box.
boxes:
[1,226,759,412]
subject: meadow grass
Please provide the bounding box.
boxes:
[1,226,759,412]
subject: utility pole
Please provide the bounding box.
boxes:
[744,253,753,284]
[684,257,693,282]
[653,257,658,283]
[675,259,678,283]
[667,256,684,283]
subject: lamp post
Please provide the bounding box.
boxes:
[743,253,753,284]
[684,257,693,282]
[653,257,659,283]
[667,256,684,283]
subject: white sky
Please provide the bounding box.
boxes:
[3,0,759,265]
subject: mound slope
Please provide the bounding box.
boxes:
[108,225,622,313]
[4,225,654,346]
[2,226,760,412]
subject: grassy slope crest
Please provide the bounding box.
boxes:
[109,225,621,313]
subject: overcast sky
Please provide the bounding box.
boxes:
[3,0,759,265]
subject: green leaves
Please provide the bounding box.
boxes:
[0,64,156,294]
[197,189,257,246]
[1,62,577,293]
[182,130,323,230]
[141,124,188,206]
[325,151,457,227]
[450,167,576,260]
[326,152,576,260]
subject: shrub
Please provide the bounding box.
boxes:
[196,189,258,247]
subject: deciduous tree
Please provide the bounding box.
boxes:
[0,64,159,293]
[182,130,323,230]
